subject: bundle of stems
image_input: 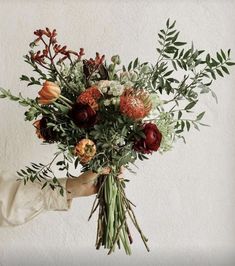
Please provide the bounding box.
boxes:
[88,170,150,255]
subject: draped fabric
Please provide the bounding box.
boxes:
[0,171,71,226]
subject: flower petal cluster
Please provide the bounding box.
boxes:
[74,139,96,164]
[38,81,61,105]
[33,117,57,142]
[120,88,152,120]
[77,86,101,111]
[134,123,162,154]
[69,103,97,128]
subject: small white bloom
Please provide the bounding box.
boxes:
[103,99,111,106]
[111,98,117,105]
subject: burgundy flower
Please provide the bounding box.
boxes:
[33,117,57,143]
[134,123,162,154]
[69,103,97,128]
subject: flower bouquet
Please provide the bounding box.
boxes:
[0,19,234,255]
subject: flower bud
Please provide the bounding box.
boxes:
[111,55,121,65]
[38,81,61,105]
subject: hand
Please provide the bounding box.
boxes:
[66,167,111,199]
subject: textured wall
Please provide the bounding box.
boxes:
[0,0,235,265]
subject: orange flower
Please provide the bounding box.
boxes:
[38,81,61,105]
[74,139,96,164]
[77,86,101,111]
[120,88,152,120]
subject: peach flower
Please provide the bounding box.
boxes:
[74,139,96,164]
[38,81,61,105]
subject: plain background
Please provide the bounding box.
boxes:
[0,0,235,265]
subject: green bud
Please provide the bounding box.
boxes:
[111,55,121,65]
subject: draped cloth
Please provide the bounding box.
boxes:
[0,171,71,226]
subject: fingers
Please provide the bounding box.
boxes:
[101,167,111,175]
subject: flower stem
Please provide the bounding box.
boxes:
[58,97,72,108]
[60,95,74,105]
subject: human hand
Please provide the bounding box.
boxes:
[66,167,111,199]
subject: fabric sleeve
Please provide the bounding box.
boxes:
[0,171,72,227]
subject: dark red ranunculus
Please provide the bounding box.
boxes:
[34,117,58,142]
[134,123,162,154]
[69,102,97,128]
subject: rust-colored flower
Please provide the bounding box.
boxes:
[38,81,61,105]
[77,86,101,111]
[120,88,152,120]
[33,117,57,142]
[74,139,96,164]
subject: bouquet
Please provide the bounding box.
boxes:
[0,19,234,255]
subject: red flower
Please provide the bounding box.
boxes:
[134,123,162,154]
[69,103,97,128]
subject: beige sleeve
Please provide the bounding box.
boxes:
[0,171,71,227]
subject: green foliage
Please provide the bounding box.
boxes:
[0,19,234,194]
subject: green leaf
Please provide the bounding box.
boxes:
[178,110,182,119]
[172,60,177,70]
[166,18,170,28]
[193,122,200,131]
[167,30,177,36]
[41,182,48,189]
[133,58,138,68]
[221,66,229,74]
[216,69,223,77]
[169,20,176,29]
[186,121,190,131]
[53,102,69,113]
[211,91,218,103]
[185,101,197,110]
[164,70,174,77]
[216,52,223,63]
[174,42,187,46]
[226,62,235,66]
[196,112,205,121]
[221,49,226,60]
[206,54,211,65]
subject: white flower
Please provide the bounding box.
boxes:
[111,98,117,105]
[103,99,111,106]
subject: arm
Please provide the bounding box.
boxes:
[0,168,109,227]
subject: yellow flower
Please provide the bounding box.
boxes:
[74,139,96,164]
[38,81,61,105]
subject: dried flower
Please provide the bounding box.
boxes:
[38,81,61,105]
[74,139,96,164]
[120,88,152,120]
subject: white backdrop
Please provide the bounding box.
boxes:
[0,0,235,265]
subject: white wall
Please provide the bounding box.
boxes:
[0,0,235,265]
